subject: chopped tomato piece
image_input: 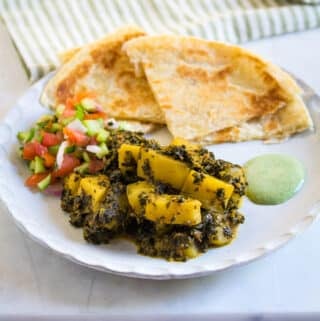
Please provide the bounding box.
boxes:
[43,152,56,168]
[25,173,50,188]
[42,132,63,147]
[89,159,105,174]
[88,136,98,145]
[23,142,48,160]
[56,131,64,141]
[62,102,76,118]
[74,91,96,104]
[53,154,80,178]
[63,127,90,147]
[65,97,75,110]
[84,111,108,120]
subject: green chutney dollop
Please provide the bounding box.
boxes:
[244,154,305,205]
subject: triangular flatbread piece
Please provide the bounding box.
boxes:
[123,35,301,140]
[41,26,165,124]
[197,94,312,144]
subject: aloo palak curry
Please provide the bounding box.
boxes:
[61,130,247,261]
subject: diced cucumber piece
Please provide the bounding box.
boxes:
[118,121,128,130]
[96,129,109,143]
[37,174,51,191]
[82,151,90,162]
[37,115,55,128]
[17,131,28,143]
[75,163,89,174]
[29,160,35,172]
[75,104,85,120]
[96,142,109,159]
[81,98,96,111]
[60,117,74,126]
[65,146,76,154]
[17,146,23,158]
[17,128,35,143]
[48,145,60,155]
[118,121,133,131]
[50,123,62,133]
[83,119,103,137]
[33,130,43,143]
[37,115,54,123]
[34,156,46,174]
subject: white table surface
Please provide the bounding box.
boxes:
[1,20,320,320]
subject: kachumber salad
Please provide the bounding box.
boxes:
[17,92,123,191]
[16,27,311,261]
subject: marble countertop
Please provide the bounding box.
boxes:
[1,21,320,320]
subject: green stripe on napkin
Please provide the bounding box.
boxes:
[0,0,319,82]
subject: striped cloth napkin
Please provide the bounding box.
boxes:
[1,0,320,82]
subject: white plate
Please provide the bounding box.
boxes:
[0,74,320,280]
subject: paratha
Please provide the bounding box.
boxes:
[196,94,312,144]
[56,45,162,134]
[123,35,302,140]
[191,58,312,144]
[41,26,165,124]
[58,47,81,64]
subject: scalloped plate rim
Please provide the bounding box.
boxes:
[0,73,319,280]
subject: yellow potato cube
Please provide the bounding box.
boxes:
[183,241,200,259]
[209,226,235,247]
[79,176,109,210]
[137,148,190,190]
[126,181,155,215]
[169,138,205,169]
[181,170,234,209]
[64,172,81,195]
[118,144,141,175]
[145,194,201,226]
[170,137,200,150]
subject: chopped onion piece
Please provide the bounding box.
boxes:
[81,98,97,111]
[43,183,63,197]
[56,141,69,168]
[66,119,87,133]
[95,104,104,112]
[86,145,101,154]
